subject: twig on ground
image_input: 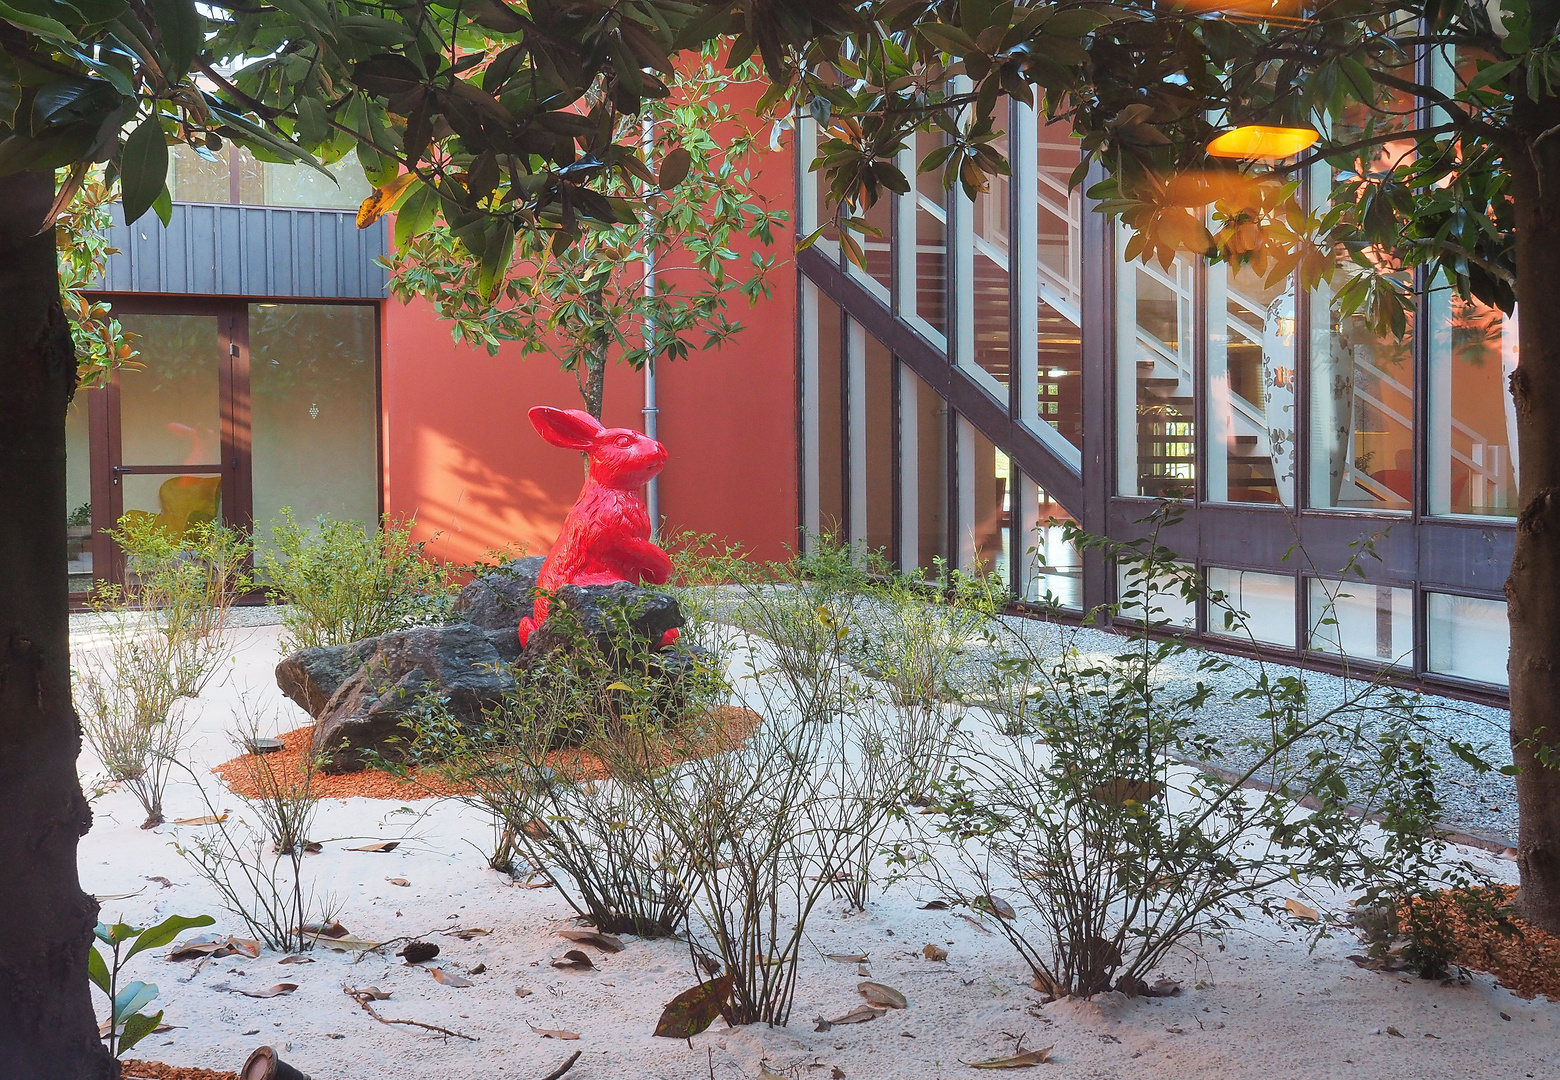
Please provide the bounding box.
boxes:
[538,1050,583,1080]
[343,985,478,1041]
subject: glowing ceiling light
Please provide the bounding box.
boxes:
[1046,368,1069,378]
[1206,124,1319,161]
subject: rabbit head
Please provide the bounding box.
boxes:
[528,406,667,488]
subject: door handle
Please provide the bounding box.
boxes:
[111,465,122,487]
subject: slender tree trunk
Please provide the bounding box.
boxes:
[582,347,606,420]
[1505,106,1560,935]
[0,171,115,1077]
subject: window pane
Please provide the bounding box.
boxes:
[1208,262,1296,505]
[1117,232,1195,497]
[1308,298,1414,511]
[250,304,379,553]
[115,313,223,466]
[911,130,948,337]
[1307,578,1412,665]
[1116,561,1196,628]
[1430,293,1518,516]
[260,156,373,210]
[900,365,947,573]
[66,399,92,593]
[849,187,892,300]
[1020,478,1080,609]
[1208,567,1295,647]
[860,331,894,557]
[121,473,223,542]
[815,291,845,537]
[968,119,1010,387]
[168,143,231,203]
[958,418,1009,583]
[1428,593,1509,685]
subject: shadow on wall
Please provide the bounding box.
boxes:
[403,424,577,565]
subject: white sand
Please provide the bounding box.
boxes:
[77,625,1557,1080]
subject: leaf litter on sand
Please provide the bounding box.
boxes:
[529,1022,580,1040]
[814,1004,886,1031]
[550,949,594,970]
[858,982,907,1009]
[430,967,473,987]
[209,983,297,998]
[653,975,734,1039]
[966,1045,1055,1068]
[558,928,624,952]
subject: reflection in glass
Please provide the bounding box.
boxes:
[1430,293,1517,516]
[121,473,223,540]
[168,143,231,203]
[1428,593,1509,685]
[1207,262,1296,504]
[1117,231,1195,497]
[1035,115,1084,447]
[250,304,379,553]
[958,418,1010,583]
[1308,579,1412,664]
[1207,567,1295,646]
[1116,562,1196,627]
[857,328,894,557]
[967,118,1011,388]
[1014,474,1079,608]
[66,401,92,592]
[900,366,947,572]
[812,288,845,537]
[908,130,948,339]
[166,143,372,210]
[850,184,892,300]
[1308,293,1413,511]
[116,314,223,466]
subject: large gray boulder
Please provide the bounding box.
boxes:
[275,638,381,716]
[526,581,684,661]
[454,556,546,632]
[306,623,516,773]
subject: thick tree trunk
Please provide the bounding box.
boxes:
[0,171,116,1077]
[1505,107,1560,936]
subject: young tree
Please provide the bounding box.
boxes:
[386,55,788,420]
[0,3,845,1074]
[794,0,1560,932]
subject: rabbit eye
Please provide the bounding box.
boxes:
[615,435,633,448]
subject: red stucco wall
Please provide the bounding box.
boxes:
[380,119,797,567]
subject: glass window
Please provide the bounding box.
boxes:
[1207,567,1296,647]
[1116,561,1196,628]
[1035,115,1084,450]
[852,325,894,558]
[1207,261,1296,505]
[904,130,948,341]
[964,114,1011,390]
[1117,231,1196,497]
[115,313,223,466]
[957,417,1010,584]
[66,399,92,593]
[1428,592,1509,686]
[1307,578,1413,665]
[900,365,948,573]
[249,304,380,553]
[810,287,846,538]
[168,143,232,203]
[164,142,372,210]
[849,183,892,300]
[1429,291,1518,516]
[799,115,840,260]
[1015,475,1080,609]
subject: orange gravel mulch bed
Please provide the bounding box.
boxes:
[122,1061,238,1080]
[212,705,763,801]
[1407,885,1560,1000]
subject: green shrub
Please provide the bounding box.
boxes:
[259,509,458,650]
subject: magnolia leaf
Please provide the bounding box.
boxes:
[211,982,298,998]
[429,967,473,987]
[170,813,226,826]
[967,1045,1054,1068]
[814,1004,885,1030]
[528,1022,580,1040]
[87,943,110,996]
[550,949,594,970]
[148,0,203,78]
[857,981,907,1009]
[653,975,733,1039]
[445,927,491,940]
[357,177,416,230]
[973,895,1017,920]
[824,952,869,964]
[124,913,214,962]
[387,877,410,887]
[309,932,381,952]
[347,841,400,852]
[923,944,948,961]
[117,1009,163,1055]
[558,929,625,953]
[1285,898,1320,921]
[659,146,692,189]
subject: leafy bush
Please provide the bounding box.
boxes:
[260,509,458,650]
[90,913,214,1057]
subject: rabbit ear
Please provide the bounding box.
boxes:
[529,406,603,450]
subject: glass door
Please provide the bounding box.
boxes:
[91,306,244,591]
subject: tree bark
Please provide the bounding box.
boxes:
[0,171,116,1077]
[1505,98,1560,935]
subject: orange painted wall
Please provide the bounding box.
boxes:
[380,118,798,567]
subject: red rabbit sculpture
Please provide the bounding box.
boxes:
[518,406,678,649]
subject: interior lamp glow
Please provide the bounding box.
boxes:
[1206,124,1319,160]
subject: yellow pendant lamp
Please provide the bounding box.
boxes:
[1206,124,1319,160]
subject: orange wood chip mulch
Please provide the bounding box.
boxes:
[122,1061,237,1080]
[1409,885,1560,1001]
[212,705,762,802]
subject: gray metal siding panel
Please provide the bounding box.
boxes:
[91,202,385,299]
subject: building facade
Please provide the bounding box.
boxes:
[794,100,1514,701]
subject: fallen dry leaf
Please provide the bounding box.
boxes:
[145,876,173,888]
[824,953,869,964]
[653,975,734,1039]
[858,982,907,1009]
[469,963,487,975]
[445,927,491,940]
[515,987,533,998]
[967,1045,1054,1068]
[558,929,625,953]
[1386,1026,1406,1038]
[814,1004,886,1031]
[350,986,391,1001]
[171,814,228,826]
[167,934,260,961]
[210,982,297,999]
[528,1022,580,1040]
[923,944,948,962]
[550,949,594,971]
[387,877,410,887]
[301,921,350,938]
[1285,898,1321,922]
[919,900,950,910]
[277,955,315,965]
[93,890,144,902]
[309,932,382,952]
[430,967,472,988]
[973,895,1017,920]
[348,841,400,852]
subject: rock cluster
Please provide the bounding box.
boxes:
[274,558,687,773]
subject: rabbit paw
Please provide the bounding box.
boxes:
[659,627,680,650]
[518,616,537,649]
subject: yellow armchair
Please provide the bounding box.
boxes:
[121,475,222,541]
